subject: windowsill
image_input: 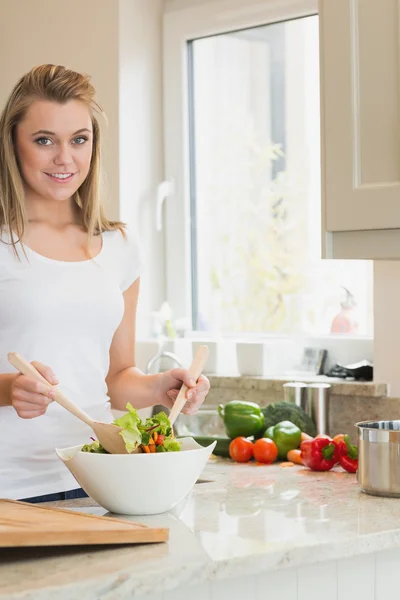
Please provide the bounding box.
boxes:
[208,374,387,398]
[182,334,374,377]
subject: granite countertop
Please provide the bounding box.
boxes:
[2,459,400,599]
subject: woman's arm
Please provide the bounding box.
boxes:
[106,278,160,410]
[106,278,210,412]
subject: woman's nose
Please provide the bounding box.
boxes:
[54,143,74,166]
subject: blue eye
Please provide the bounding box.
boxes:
[73,136,88,145]
[35,137,52,146]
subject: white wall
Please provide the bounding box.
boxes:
[119,0,165,337]
[0,0,120,219]
[0,0,166,339]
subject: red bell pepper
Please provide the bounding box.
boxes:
[336,435,358,473]
[300,436,339,471]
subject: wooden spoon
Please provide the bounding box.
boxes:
[168,345,210,426]
[8,352,128,455]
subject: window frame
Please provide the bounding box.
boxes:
[163,0,318,325]
[162,0,373,353]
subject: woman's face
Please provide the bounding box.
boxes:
[15,99,93,203]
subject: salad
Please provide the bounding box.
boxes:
[81,403,182,454]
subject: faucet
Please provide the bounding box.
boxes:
[145,350,183,375]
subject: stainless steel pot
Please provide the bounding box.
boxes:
[283,381,331,435]
[356,420,400,497]
[307,383,331,436]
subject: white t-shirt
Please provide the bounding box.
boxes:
[0,228,141,500]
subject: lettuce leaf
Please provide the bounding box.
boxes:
[113,402,141,430]
[113,403,142,453]
[118,428,142,453]
[81,440,108,454]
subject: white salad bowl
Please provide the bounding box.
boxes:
[56,437,216,515]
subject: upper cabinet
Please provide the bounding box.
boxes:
[319,0,400,259]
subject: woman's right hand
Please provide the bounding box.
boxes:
[11,362,58,419]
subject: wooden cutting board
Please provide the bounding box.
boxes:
[0,499,169,547]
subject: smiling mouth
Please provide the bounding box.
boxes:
[44,172,76,183]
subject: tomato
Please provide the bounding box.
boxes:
[253,438,278,464]
[229,437,254,463]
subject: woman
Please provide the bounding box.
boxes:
[0,64,210,502]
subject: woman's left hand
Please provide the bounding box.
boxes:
[156,368,210,414]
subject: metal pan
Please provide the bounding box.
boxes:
[356,420,400,497]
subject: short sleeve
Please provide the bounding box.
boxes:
[120,227,142,292]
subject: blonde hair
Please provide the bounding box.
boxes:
[0,64,124,255]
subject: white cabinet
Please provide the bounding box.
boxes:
[319,0,400,259]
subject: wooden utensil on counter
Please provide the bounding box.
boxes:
[8,352,128,455]
[0,500,168,547]
[168,344,209,426]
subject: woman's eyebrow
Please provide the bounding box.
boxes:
[31,128,92,136]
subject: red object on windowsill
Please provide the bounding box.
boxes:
[330,287,359,334]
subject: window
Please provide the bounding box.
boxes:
[163,1,373,339]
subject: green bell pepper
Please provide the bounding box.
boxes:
[218,401,265,439]
[264,420,301,460]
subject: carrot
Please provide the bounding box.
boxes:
[280,462,294,468]
[153,431,159,443]
[301,432,313,442]
[142,445,151,454]
[287,449,303,465]
[149,444,156,453]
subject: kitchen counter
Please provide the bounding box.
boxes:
[2,458,400,600]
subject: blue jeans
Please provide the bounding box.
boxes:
[20,488,88,503]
